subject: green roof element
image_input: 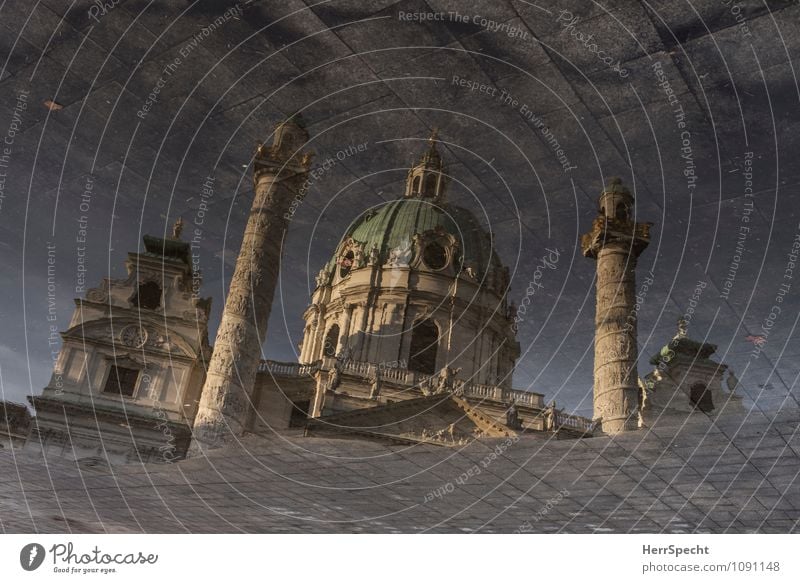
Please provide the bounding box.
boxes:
[328,197,501,276]
[650,336,717,366]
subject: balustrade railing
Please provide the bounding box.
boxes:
[258,360,320,377]
[507,390,542,408]
[259,358,547,410]
[381,367,406,383]
[554,411,595,432]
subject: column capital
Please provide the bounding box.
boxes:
[581,216,652,259]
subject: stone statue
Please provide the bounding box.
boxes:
[430,423,456,443]
[315,267,329,288]
[368,244,380,266]
[353,243,365,268]
[369,367,382,400]
[434,366,461,394]
[387,236,412,267]
[434,368,448,393]
[420,377,434,397]
[327,360,342,392]
[506,400,520,430]
[544,401,556,431]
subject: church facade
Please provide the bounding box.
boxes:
[5,115,744,463]
[26,227,212,463]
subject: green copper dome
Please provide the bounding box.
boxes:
[319,132,506,286]
[327,197,502,276]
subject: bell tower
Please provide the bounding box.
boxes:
[581,178,652,433]
[190,114,312,453]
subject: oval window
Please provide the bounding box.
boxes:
[422,242,447,270]
[339,251,354,277]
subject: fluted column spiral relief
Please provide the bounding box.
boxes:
[581,178,652,434]
[190,116,312,452]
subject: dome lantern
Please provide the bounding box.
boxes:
[404,129,447,201]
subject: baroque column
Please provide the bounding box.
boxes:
[581,178,651,434]
[190,114,312,452]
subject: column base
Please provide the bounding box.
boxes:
[186,413,244,457]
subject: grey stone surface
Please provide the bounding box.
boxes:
[1,410,798,533]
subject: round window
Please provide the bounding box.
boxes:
[422,242,448,270]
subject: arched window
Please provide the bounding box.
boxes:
[616,202,628,222]
[103,365,139,397]
[409,319,438,375]
[412,175,421,193]
[690,382,714,412]
[132,281,161,310]
[323,325,340,358]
